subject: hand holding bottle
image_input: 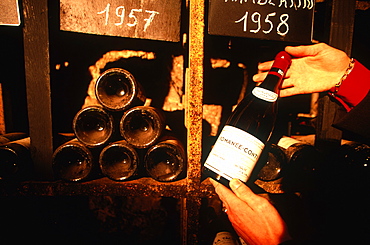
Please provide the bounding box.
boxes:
[210,178,292,245]
[253,43,351,97]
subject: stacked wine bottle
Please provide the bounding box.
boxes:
[52,68,187,182]
[256,136,323,193]
[0,132,32,181]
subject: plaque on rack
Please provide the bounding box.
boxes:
[0,0,21,26]
[208,0,315,43]
[60,0,181,42]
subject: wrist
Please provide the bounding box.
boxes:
[328,59,370,111]
[329,58,355,95]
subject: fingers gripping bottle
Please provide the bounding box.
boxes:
[203,51,291,186]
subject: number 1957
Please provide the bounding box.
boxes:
[98,3,159,32]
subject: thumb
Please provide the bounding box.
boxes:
[285,43,327,58]
[230,179,268,208]
[229,179,257,202]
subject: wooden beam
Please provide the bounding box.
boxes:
[315,0,356,152]
[185,0,205,243]
[22,0,54,180]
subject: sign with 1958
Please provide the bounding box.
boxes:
[208,0,315,43]
[60,0,181,42]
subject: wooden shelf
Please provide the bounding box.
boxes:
[16,178,188,197]
[5,177,214,198]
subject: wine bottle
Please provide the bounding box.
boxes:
[0,137,32,181]
[203,51,291,186]
[211,213,240,245]
[99,140,139,181]
[52,138,99,182]
[213,232,240,245]
[0,132,28,145]
[277,136,322,191]
[95,68,146,111]
[332,141,370,174]
[257,144,287,182]
[73,106,114,148]
[200,196,240,245]
[144,135,186,182]
[120,106,165,149]
[278,136,321,166]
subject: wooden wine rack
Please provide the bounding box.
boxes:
[2,0,358,244]
[17,0,210,244]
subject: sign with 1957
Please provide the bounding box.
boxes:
[0,0,21,26]
[60,0,181,42]
[208,0,315,43]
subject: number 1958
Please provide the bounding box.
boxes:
[235,11,289,36]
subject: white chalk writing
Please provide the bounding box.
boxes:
[224,0,314,10]
[98,3,159,32]
[235,11,289,36]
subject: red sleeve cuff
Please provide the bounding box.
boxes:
[329,59,370,111]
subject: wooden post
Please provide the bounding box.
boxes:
[22,0,54,180]
[0,84,5,134]
[315,0,356,152]
[185,0,205,243]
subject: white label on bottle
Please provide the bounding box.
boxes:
[213,231,238,245]
[277,136,300,150]
[204,125,264,182]
[252,87,278,102]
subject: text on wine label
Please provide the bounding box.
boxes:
[219,136,259,159]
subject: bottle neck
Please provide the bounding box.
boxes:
[257,50,291,94]
[251,72,282,103]
[258,68,285,93]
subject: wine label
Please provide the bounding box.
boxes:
[252,87,278,102]
[204,125,264,182]
[213,231,238,245]
[277,136,300,150]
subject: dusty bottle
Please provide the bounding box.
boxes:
[277,136,322,191]
[257,144,287,181]
[336,141,370,167]
[73,106,114,148]
[0,137,32,181]
[201,197,239,245]
[120,106,165,149]
[99,140,139,181]
[203,51,291,186]
[0,132,28,145]
[330,140,370,176]
[144,135,186,182]
[278,136,321,167]
[52,138,99,182]
[95,68,146,111]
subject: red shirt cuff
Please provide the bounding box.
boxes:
[330,59,370,111]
